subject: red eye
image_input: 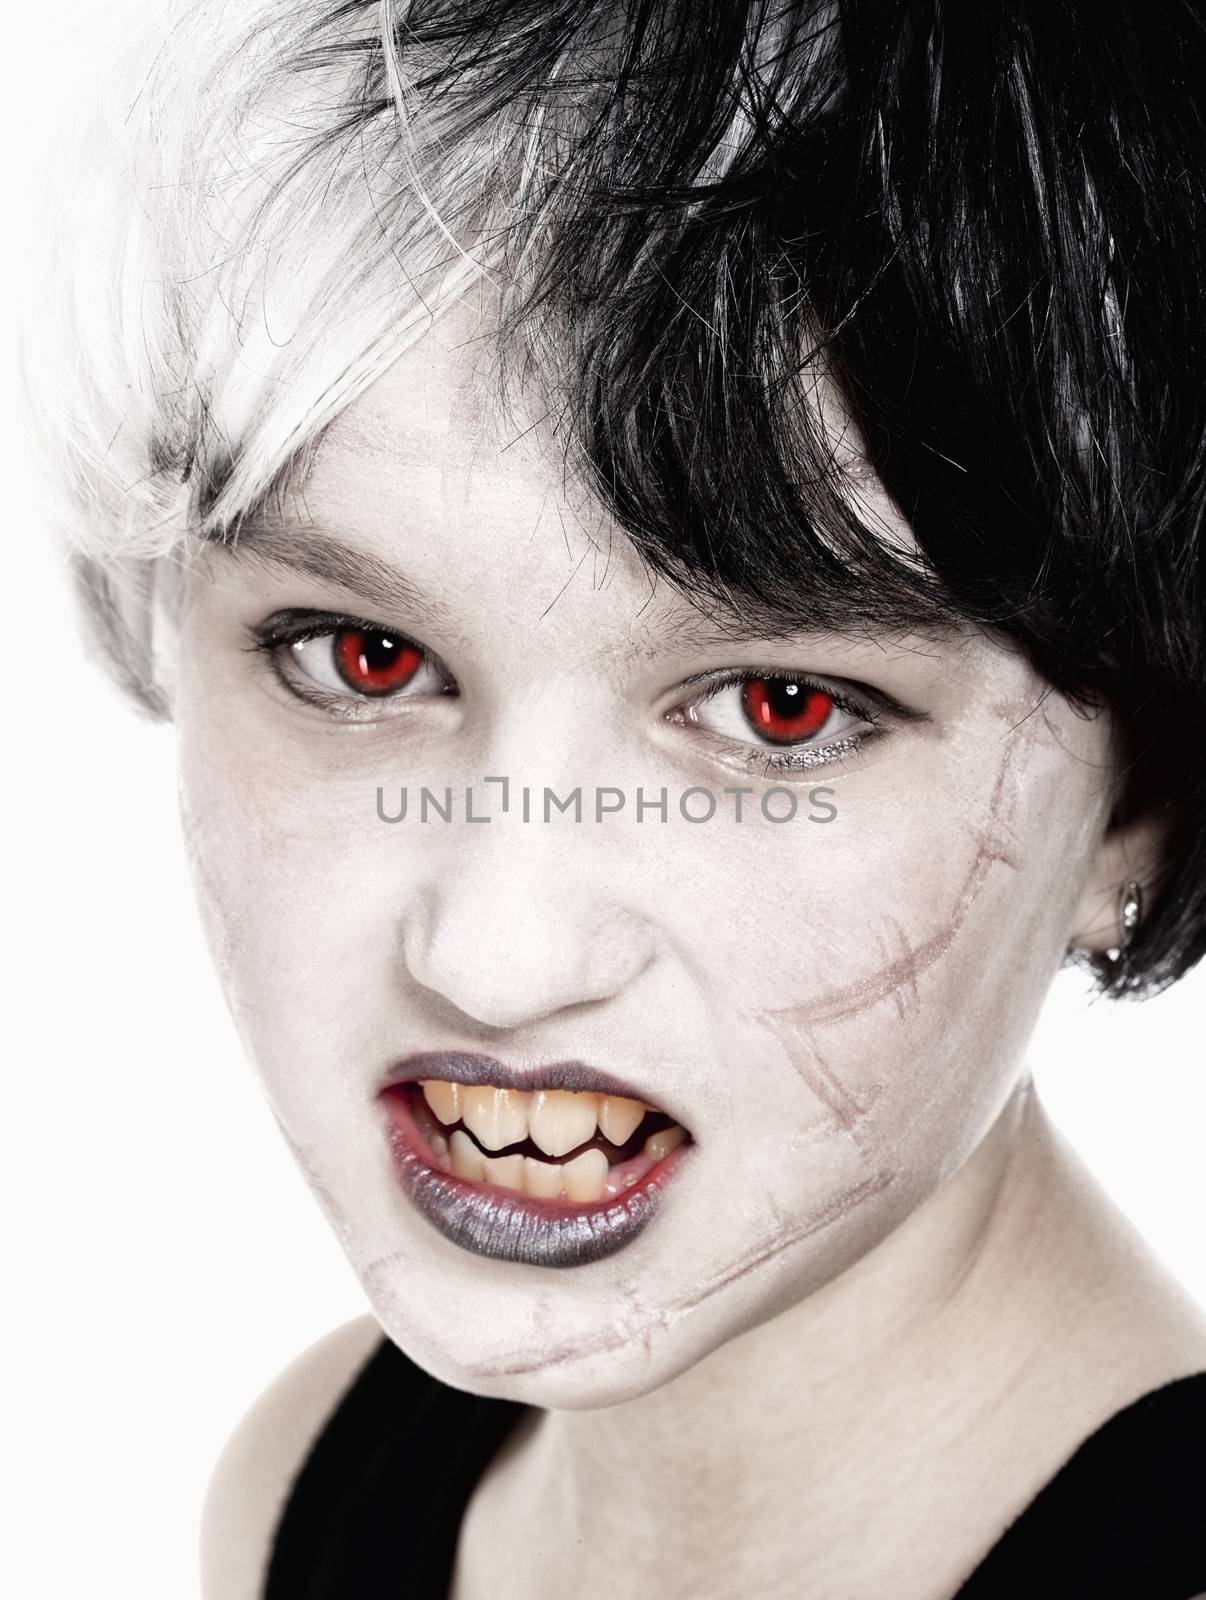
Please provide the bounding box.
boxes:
[333,629,424,696]
[740,678,835,744]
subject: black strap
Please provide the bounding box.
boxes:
[957,1372,1206,1597]
[265,1338,527,1598]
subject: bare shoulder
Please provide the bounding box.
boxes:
[200,1313,384,1600]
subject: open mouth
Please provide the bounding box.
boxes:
[403,1079,689,1203]
[380,1069,695,1267]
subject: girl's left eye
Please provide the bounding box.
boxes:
[676,671,873,761]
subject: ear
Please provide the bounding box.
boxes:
[1066,805,1171,954]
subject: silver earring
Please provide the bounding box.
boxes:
[1104,879,1143,963]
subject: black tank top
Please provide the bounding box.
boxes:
[265,1339,1206,1598]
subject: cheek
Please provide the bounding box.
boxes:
[660,711,1108,1208]
[175,687,397,1110]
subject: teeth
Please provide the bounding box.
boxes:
[460,1085,529,1151]
[443,1120,689,1200]
[421,1080,687,1198]
[644,1125,686,1162]
[449,1129,485,1182]
[522,1156,565,1200]
[481,1152,526,1193]
[561,1147,609,1202]
[418,1080,662,1156]
[598,1093,646,1146]
[421,1079,462,1126]
[529,1089,599,1158]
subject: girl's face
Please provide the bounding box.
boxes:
[172,303,1117,1408]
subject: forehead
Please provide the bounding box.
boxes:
[313,289,904,532]
[297,359,653,656]
[315,292,546,478]
[262,292,927,660]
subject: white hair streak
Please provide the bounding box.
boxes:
[23,0,519,715]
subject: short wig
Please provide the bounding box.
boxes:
[27,0,1206,996]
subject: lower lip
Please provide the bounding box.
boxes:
[381,1085,694,1268]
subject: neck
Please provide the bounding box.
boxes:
[461,1079,1206,1599]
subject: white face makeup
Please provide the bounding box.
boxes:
[172,297,1119,1410]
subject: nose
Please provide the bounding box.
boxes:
[400,829,658,1032]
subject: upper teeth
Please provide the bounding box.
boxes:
[419,1081,650,1157]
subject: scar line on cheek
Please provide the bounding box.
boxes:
[757,736,1024,1034]
[455,1167,896,1377]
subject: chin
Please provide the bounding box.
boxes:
[353,1173,926,1413]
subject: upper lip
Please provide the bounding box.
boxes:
[380,1051,679,1119]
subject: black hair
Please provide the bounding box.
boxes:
[348,0,1203,996]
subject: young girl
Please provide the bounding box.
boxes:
[31,2,1206,1594]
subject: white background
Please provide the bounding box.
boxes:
[5,5,1204,1597]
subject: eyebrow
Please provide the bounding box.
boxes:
[206,517,462,638]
